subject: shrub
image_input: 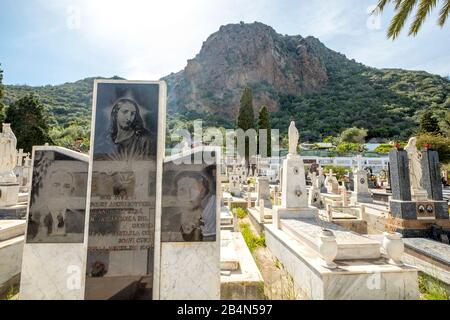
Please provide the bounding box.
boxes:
[239,222,266,253]
[416,133,450,164]
[233,207,248,219]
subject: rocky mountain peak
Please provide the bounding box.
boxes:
[165,21,329,117]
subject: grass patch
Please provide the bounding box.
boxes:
[233,207,248,219]
[239,222,266,253]
[1,286,19,301]
[419,273,450,300]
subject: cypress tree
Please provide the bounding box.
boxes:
[236,88,255,161]
[257,106,272,157]
[237,87,255,130]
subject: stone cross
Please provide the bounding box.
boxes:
[16,149,25,167]
[355,155,363,171]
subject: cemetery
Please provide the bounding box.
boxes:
[0,79,449,300]
[1,1,450,303]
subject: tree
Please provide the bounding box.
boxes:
[257,106,272,157]
[5,94,53,152]
[375,0,450,39]
[374,143,395,154]
[419,109,441,134]
[339,127,368,144]
[236,88,256,160]
[416,133,450,164]
[335,142,367,154]
[0,64,4,124]
[237,88,255,131]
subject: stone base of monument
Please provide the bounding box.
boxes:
[0,184,20,207]
[0,220,25,297]
[265,223,419,300]
[390,199,449,220]
[386,216,450,238]
[350,192,373,204]
[220,231,264,300]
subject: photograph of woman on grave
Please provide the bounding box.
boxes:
[161,165,217,242]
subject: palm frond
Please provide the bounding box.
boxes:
[388,0,419,39]
[409,0,438,35]
[438,0,450,26]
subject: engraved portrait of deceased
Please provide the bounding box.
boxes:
[162,156,217,243]
[26,149,88,244]
[85,81,161,300]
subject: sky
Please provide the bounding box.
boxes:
[0,0,449,86]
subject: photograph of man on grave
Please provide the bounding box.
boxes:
[26,150,88,243]
[92,83,158,161]
[162,165,217,242]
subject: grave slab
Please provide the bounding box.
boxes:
[265,224,419,300]
[280,218,381,260]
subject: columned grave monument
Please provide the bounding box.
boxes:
[387,141,449,238]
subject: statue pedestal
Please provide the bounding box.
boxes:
[281,155,308,208]
[0,183,20,207]
[274,154,318,229]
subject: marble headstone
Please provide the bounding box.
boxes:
[159,147,221,299]
[20,146,89,300]
[256,176,272,209]
[421,150,443,201]
[84,80,165,300]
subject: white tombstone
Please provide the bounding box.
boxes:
[256,176,272,209]
[324,170,339,194]
[272,122,318,229]
[229,174,242,196]
[308,172,322,208]
[352,165,373,204]
[20,146,89,300]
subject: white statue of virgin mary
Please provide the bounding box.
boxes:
[0,124,18,183]
[405,137,427,200]
[288,121,299,156]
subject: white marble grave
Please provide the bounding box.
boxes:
[20,146,89,300]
